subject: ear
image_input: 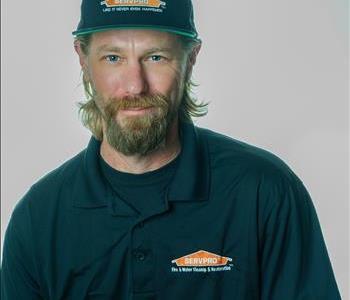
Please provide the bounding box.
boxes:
[189,42,202,66]
[74,39,88,70]
[185,42,202,81]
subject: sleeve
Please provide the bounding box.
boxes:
[1,195,43,300]
[259,177,342,300]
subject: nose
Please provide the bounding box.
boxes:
[120,61,148,97]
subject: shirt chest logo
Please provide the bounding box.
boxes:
[171,250,234,273]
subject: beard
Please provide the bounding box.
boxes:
[97,93,179,156]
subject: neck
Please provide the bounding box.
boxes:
[100,118,181,174]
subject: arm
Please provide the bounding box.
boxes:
[1,196,43,299]
[259,177,342,299]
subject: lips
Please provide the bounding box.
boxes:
[119,106,155,116]
[121,106,154,111]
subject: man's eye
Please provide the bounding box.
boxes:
[105,55,120,63]
[149,55,164,62]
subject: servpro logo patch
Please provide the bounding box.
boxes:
[171,250,234,273]
[100,0,166,13]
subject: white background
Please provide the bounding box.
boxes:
[1,0,349,298]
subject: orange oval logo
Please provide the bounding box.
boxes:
[171,250,233,267]
[103,0,165,8]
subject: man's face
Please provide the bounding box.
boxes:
[77,29,190,156]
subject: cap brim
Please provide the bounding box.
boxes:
[72,24,199,41]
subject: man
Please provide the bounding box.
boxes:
[1,0,342,299]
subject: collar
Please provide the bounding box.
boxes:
[72,120,210,210]
[167,121,210,202]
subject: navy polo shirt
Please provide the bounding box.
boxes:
[1,121,341,299]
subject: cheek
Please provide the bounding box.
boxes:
[147,67,182,96]
[94,74,116,94]
[89,65,121,97]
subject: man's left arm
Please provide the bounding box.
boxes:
[259,176,342,300]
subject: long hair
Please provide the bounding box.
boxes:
[75,33,209,141]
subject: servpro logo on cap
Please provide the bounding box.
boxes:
[171,250,234,273]
[100,0,166,13]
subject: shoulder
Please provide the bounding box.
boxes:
[197,126,295,175]
[196,125,313,220]
[196,125,305,194]
[12,148,86,217]
[32,149,85,193]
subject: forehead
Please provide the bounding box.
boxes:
[89,29,182,52]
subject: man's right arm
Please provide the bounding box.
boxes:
[1,194,43,299]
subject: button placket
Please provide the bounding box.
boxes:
[133,249,146,262]
[130,220,155,294]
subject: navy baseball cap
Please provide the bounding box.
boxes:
[72,0,199,40]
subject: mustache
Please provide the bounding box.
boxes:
[103,94,170,115]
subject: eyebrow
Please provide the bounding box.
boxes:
[96,45,174,55]
[96,45,123,54]
[144,47,174,55]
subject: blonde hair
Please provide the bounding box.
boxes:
[75,33,208,141]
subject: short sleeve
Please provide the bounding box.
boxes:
[259,177,342,299]
[1,191,43,300]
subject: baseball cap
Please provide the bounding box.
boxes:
[72,0,199,40]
